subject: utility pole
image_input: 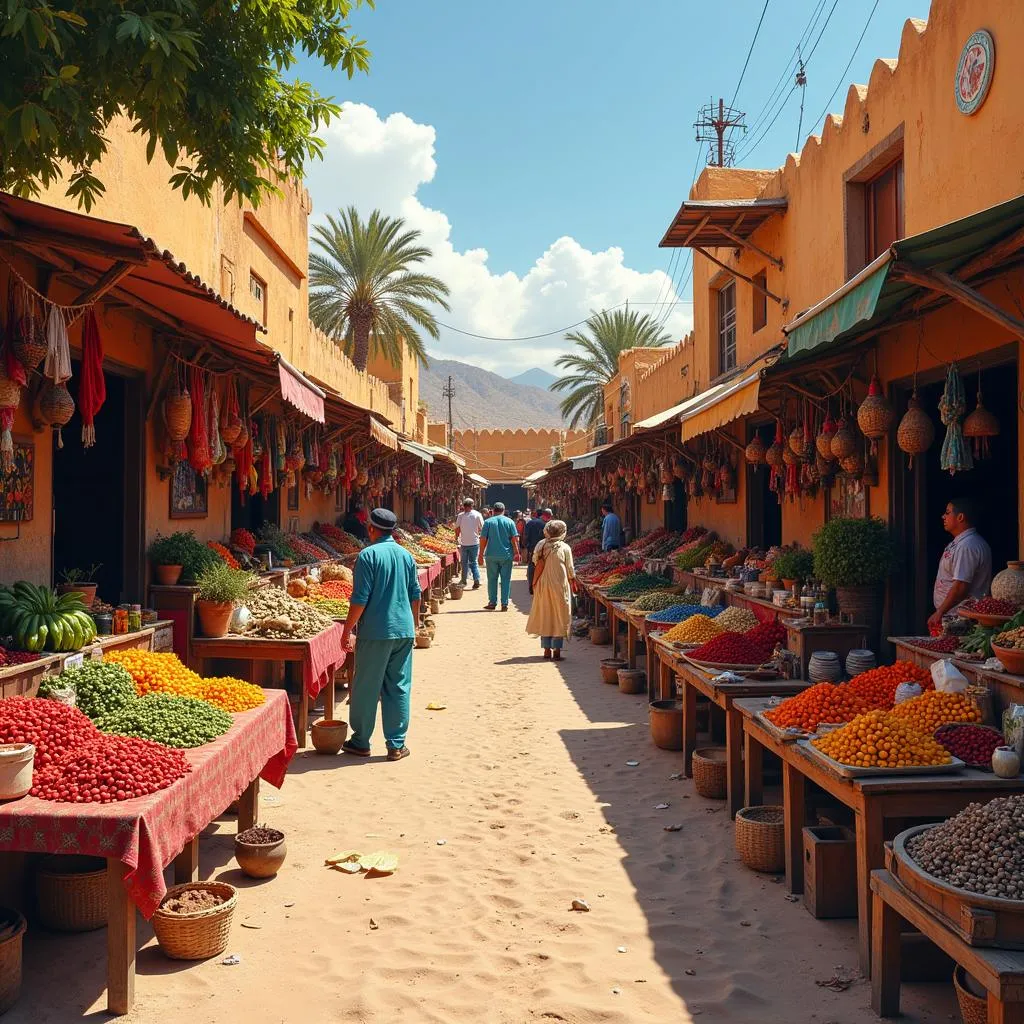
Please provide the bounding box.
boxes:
[442,375,455,449]
[694,98,747,167]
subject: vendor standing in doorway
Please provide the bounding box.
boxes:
[600,501,623,552]
[928,498,992,633]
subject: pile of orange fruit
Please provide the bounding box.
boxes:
[845,661,932,709]
[812,709,952,768]
[891,690,980,732]
[764,682,866,732]
[200,676,266,713]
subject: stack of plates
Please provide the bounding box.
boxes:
[808,651,842,682]
[845,649,876,677]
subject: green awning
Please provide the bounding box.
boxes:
[781,193,1024,361]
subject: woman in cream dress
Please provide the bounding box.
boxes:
[525,520,576,660]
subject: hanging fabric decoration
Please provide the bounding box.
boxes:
[43,304,72,385]
[187,367,212,475]
[77,310,106,448]
[276,420,287,473]
[767,420,785,496]
[3,284,28,389]
[208,384,225,466]
[939,363,972,475]
[0,363,20,474]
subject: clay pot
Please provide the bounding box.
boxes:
[154,564,183,586]
[234,830,288,878]
[430,598,440,615]
[196,600,234,638]
[991,561,1024,605]
[589,625,611,646]
[311,719,348,754]
[649,700,684,750]
[600,658,627,684]
[992,745,1021,779]
[56,583,97,609]
[617,669,646,694]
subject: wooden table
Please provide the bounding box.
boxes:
[651,644,809,816]
[736,697,1024,974]
[871,867,1024,1023]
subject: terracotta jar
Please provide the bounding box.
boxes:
[991,560,1024,605]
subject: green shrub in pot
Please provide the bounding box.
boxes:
[770,548,815,584]
[147,531,219,584]
[194,562,255,637]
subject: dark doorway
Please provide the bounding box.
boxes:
[746,424,781,549]
[485,484,527,513]
[52,366,144,604]
[891,352,1018,633]
[665,478,687,532]
[231,485,280,535]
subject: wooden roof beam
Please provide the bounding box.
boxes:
[14,224,146,265]
[695,247,787,307]
[715,224,783,269]
[681,214,711,246]
[70,260,135,306]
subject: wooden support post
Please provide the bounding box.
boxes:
[871,887,903,1017]
[696,247,787,305]
[173,836,199,884]
[857,802,886,974]
[682,678,697,777]
[744,729,763,808]
[106,859,136,1016]
[715,224,784,269]
[237,778,260,832]
[725,708,744,819]
[783,761,806,894]
[71,260,136,306]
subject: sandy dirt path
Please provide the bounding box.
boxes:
[12,565,953,1023]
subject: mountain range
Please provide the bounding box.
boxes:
[420,359,565,430]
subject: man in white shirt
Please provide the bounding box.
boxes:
[929,497,992,632]
[456,498,485,590]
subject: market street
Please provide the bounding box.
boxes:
[9,565,952,1024]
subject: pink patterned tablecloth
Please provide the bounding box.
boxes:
[303,622,347,699]
[0,689,297,918]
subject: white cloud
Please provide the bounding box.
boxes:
[304,102,692,375]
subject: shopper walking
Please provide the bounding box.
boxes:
[526,519,576,660]
[455,498,485,589]
[523,508,550,594]
[478,501,520,610]
[340,508,421,761]
[515,510,526,564]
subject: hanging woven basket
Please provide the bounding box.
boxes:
[840,450,864,476]
[164,387,192,441]
[13,334,46,375]
[0,364,21,410]
[788,425,809,458]
[963,388,999,460]
[745,435,766,465]
[782,446,799,466]
[857,374,895,444]
[220,413,242,447]
[830,419,857,460]
[816,413,837,459]
[815,452,836,478]
[765,441,784,468]
[38,381,74,427]
[896,393,935,464]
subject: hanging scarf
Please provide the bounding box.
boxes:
[43,305,72,384]
[77,310,106,448]
[209,385,225,466]
[235,430,253,494]
[939,363,972,475]
[2,281,27,388]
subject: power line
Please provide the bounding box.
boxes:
[736,83,798,161]
[804,0,841,63]
[730,0,772,109]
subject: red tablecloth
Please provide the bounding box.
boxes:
[303,622,347,699]
[0,690,297,918]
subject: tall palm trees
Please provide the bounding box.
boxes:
[550,308,673,428]
[309,207,450,371]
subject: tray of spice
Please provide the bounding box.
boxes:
[957,597,1020,628]
[684,655,762,673]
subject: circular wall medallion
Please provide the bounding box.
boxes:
[954,30,995,115]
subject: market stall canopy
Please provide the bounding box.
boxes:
[659,197,787,255]
[467,472,489,487]
[632,392,709,432]
[523,469,548,484]
[679,348,784,442]
[367,415,399,451]
[570,444,614,470]
[781,193,1024,362]
[399,439,434,463]
[428,444,466,469]
[277,356,325,423]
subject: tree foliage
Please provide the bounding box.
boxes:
[309,207,450,372]
[549,309,673,429]
[0,0,373,210]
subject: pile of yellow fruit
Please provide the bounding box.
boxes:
[890,690,980,732]
[661,614,724,645]
[201,676,266,713]
[811,709,952,768]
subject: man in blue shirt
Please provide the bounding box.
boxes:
[478,501,520,611]
[340,508,422,761]
[522,507,550,595]
[601,501,623,551]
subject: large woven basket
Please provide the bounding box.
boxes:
[0,908,26,1015]
[12,334,46,375]
[38,382,74,427]
[0,365,21,410]
[953,965,987,1024]
[163,389,193,441]
[36,855,107,931]
[734,806,785,873]
[152,881,237,961]
[692,747,727,800]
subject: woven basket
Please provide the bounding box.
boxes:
[0,908,26,1015]
[765,442,784,468]
[36,855,107,932]
[744,436,766,465]
[830,421,857,460]
[220,414,242,447]
[897,394,934,460]
[692,747,727,800]
[734,806,785,873]
[164,389,192,441]
[152,881,237,961]
[12,336,46,375]
[0,365,21,410]
[839,451,864,475]
[414,630,432,649]
[38,381,74,427]
[816,424,836,459]
[789,426,809,458]
[857,375,895,440]
[953,965,987,1024]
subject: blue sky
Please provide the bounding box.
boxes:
[297,1,928,373]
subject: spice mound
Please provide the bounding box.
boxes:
[994,625,1024,651]
[764,683,866,732]
[906,796,1024,899]
[161,888,229,914]
[713,606,760,633]
[811,709,951,769]
[241,587,334,639]
[237,826,284,844]
[661,614,723,645]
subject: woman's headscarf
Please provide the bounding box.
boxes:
[543,519,567,540]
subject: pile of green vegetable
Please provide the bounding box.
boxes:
[676,543,714,571]
[256,522,300,563]
[96,693,232,748]
[607,573,668,599]
[39,662,137,719]
[630,590,685,612]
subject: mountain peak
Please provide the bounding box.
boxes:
[506,367,557,390]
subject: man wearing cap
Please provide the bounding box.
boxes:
[340,508,421,761]
[455,498,484,589]
[478,501,520,611]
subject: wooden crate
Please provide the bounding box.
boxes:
[803,825,857,919]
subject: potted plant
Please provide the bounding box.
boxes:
[148,533,191,585]
[194,562,254,637]
[812,516,896,633]
[771,548,814,589]
[56,564,102,608]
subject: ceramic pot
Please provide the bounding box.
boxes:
[196,600,234,638]
[992,745,1021,779]
[991,560,1024,605]
[234,833,287,878]
[311,720,348,754]
[649,700,683,750]
[56,583,97,609]
[154,564,183,586]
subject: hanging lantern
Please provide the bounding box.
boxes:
[815,452,836,479]
[963,383,1000,459]
[745,434,766,466]
[788,424,809,459]
[816,410,837,459]
[830,418,857,460]
[896,391,935,466]
[856,374,895,452]
[38,381,74,449]
[840,449,864,476]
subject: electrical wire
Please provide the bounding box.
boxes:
[729,0,772,109]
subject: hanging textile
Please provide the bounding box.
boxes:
[3,282,27,388]
[939,363,972,475]
[188,367,212,475]
[77,310,106,448]
[43,305,72,384]
[209,385,225,466]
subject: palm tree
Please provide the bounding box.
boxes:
[549,308,673,428]
[308,207,451,371]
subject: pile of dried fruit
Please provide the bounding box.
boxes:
[845,661,932,709]
[0,646,42,667]
[994,625,1024,651]
[713,606,760,633]
[313,522,363,554]
[689,631,767,665]
[107,649,204,698]
[962,597,1020,616]
[911,636,963,654]
[935,724,1005,767]
[811,709,952,768]
[906,796,1024,898]
[320,564,354,584]
[660,614,724,645]
[572,539,600,559]
[764,683,866,732]
[891,690,981,731]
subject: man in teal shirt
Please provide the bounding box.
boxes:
[478,501,520,611]
[340,508,421,761]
